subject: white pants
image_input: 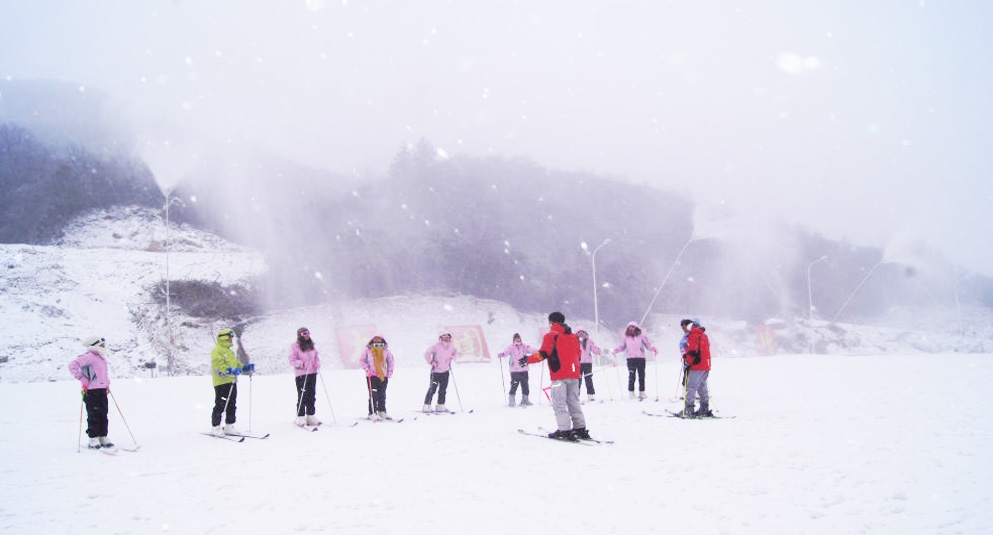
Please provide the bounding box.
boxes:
[550,379,586,431]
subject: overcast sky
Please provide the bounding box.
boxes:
[2,0,991,276]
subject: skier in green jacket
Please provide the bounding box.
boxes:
[210,328,245,436]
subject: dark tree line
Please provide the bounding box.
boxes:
[0,125,162,244]
[3,123,991,329]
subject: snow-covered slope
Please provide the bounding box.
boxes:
[0,353,990,535]
[0,206,265,382]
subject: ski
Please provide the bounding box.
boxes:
[538,426,613,444]
[226,432,269,439]
[415,409,474,415]
[358,417,404,424]
[518,429,593,445]
[648,410,735,420]
[87,446,118,456]
[294,423,320,432]
[201,432,245,442]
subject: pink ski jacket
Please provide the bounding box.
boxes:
[612,322,658,360]
[68,349,110,390]
[288,342,321,376]
[424,340,458,373]
[498,342,537,373]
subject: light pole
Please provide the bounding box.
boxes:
[163,192,184,376]
[591,239,611,335]
[806,255,829,321]
[581,239,612,334]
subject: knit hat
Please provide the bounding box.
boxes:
[548,311,566,324]
[512,333,522,341]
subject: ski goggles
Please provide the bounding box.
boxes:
[372,342,385,348]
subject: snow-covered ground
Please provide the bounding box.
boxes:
[2,206,992,534]
[1,353,991,534]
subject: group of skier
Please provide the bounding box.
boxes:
[68,311,713,449]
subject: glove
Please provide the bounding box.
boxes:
[517,356,528,367]
[226,367,242,376]
[242,364,255,373]
[688,351,701,366]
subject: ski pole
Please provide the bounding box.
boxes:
[366,375,375,416]
[539,364,545,405]
[600,357,614,401]
[498,356,507,399]
[614,353,624,397]
[77,390,85,453]
[295,372,309,421]
[220,380,236,428]
[317,371,338,424]
[109,390,139,448]
[653,353,660,402]
[449,365,464,412]
[682,368,690,414]
[249,371,253,432]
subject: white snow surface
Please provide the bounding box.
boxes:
[1,354,991,534]
[1,207,992,534]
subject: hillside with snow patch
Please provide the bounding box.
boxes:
[1,206,991,383]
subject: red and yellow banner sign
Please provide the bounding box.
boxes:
[446,325,491,363]
[755,326,778,356]
[335,324,380,369]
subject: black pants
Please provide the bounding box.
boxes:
[367,376,389,414]
[627,358,647,392]
[212,383,238,427]
[83,388,109,438]
[295,373,317,416]
[580,363,595,395]
[424,371,450,405]
[509,371,530,396]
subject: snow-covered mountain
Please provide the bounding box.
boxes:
[2,207,991,383]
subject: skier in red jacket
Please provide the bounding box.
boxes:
[519,312,590,440]
[681,319,713,418]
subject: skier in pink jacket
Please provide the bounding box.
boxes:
[68,336,114,450]
[360,333,395,421]
[288,327,321,427]
[576,326,605,403]
[611,321,658,400]
[422,329,459,413]
[497,333,536,407]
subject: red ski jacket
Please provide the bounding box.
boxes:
[683,325,711,371]
[527,322,582,381]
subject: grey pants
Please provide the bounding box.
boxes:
[684,370,710,412]
[550,378,586,431]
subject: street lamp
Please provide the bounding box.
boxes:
[581,239,612,334]
[591,239,611,335]
[163,192,185,376]
[806,255,829,321]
